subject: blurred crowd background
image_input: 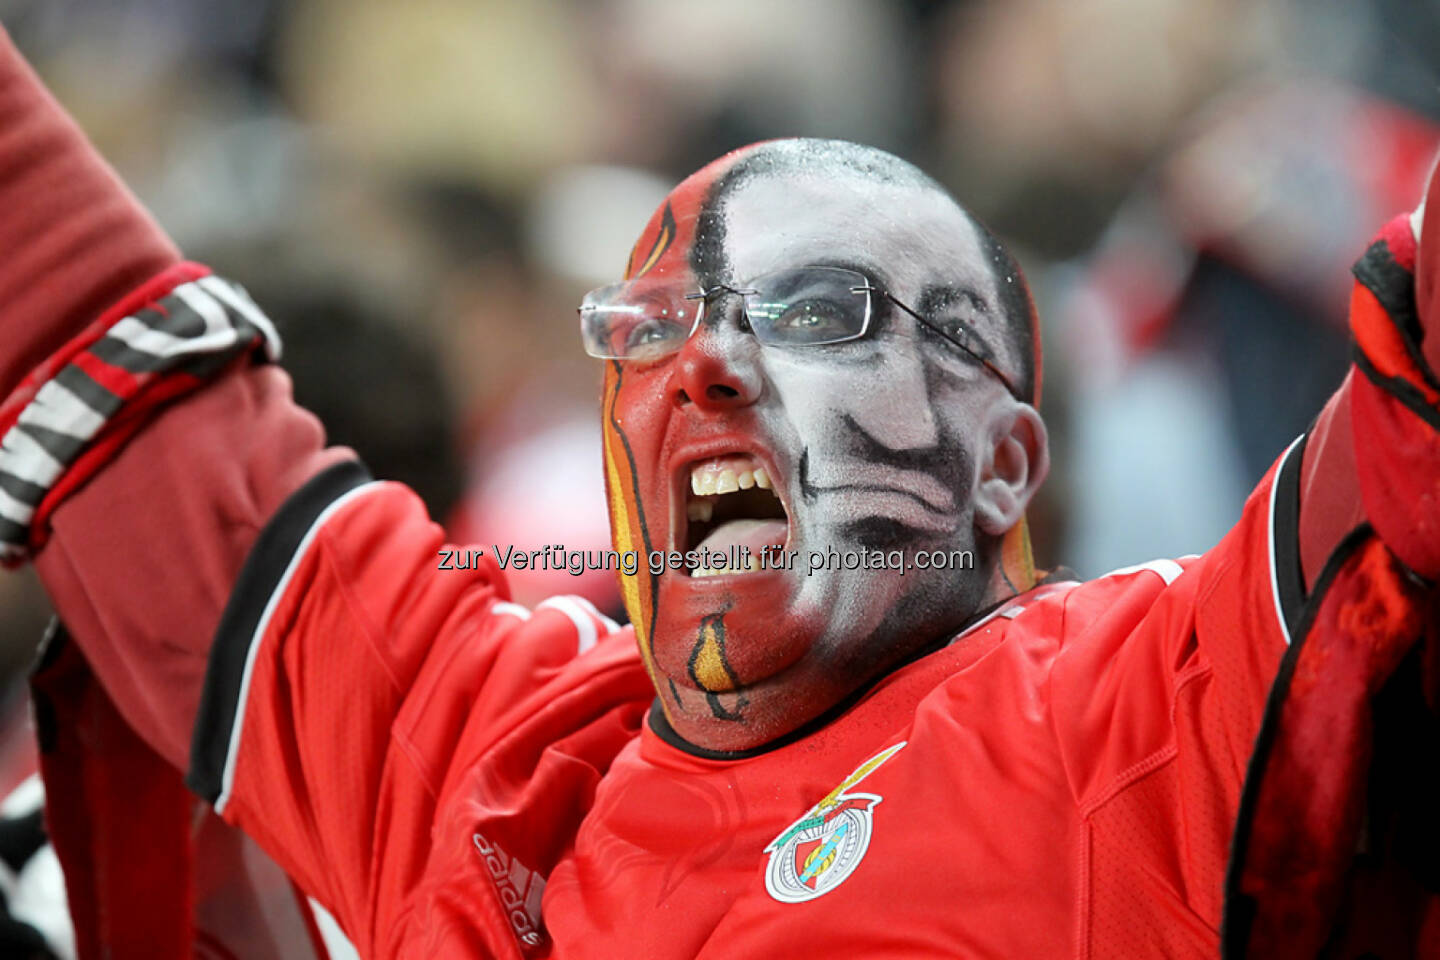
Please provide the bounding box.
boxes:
[2,0,1439,693]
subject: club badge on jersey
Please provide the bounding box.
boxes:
[763,742,906,903]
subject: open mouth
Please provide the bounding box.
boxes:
[682,454,790,577]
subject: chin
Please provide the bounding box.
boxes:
[643,558,975,752]
[652,647,858,753]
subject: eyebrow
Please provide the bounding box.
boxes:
[917,284,990,317]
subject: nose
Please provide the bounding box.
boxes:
[671,313,762,412]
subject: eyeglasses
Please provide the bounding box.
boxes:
[578,265,1022,400]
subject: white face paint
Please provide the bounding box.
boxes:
[707,172,1013,652]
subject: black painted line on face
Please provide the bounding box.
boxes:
[689,161,746,307]
[706,689,742,722]
[919,284,990,316]
[974,220,1036,404]
[838,515,946,551]
[797,413,970,528]
[833,411,954,478]
[999,559,1020,596]
[912,285,1009,378]
[629,202,677,281]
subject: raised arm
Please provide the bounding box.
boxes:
[1221,169,1440,956]
[0,24,348,769]
[1042,161,1440,958]
[0,28,624,954]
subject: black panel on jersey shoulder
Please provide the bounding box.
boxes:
[1271,434,1307,641]
[187,459,372,804]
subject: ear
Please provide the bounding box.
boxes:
[973,400,1049,537]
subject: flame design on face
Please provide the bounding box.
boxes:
[601,199,684,682]
[689,615,735,692]
[1000,515,1036,594]
[687,614,745,721]
[626,202,676,282]
[602,360,656,675]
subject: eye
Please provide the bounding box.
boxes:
[936,319,995,360]
[770,299,851,340]
[923,293,995,361]
[622,318,685,359]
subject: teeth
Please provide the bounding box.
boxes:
[688,459,776,497]
[687,500,714,522]
[692,565,722,579]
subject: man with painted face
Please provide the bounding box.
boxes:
[589,140,1049,753]
[3,30,1440,959]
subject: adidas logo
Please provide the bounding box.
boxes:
[473,832,547,950]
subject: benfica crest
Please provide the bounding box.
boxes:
[763,742,906,903]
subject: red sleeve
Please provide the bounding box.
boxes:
[181,471,627,954]
[0,26,177,388]
[0,25,288,761]
[34,366,350,765]
[1215,179,1440,956]
[1046,463,1293,947]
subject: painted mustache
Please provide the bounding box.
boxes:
[798,414,963,518]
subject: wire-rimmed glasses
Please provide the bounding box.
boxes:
[579,265,1021,400]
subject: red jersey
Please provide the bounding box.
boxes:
[174,433,1302,959]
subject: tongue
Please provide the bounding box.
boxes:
[695,518,787,555]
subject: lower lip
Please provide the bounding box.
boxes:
[676,560,791,589]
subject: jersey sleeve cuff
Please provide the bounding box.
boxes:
[0,264,282,566]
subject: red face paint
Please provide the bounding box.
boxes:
[603,148,814,735]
